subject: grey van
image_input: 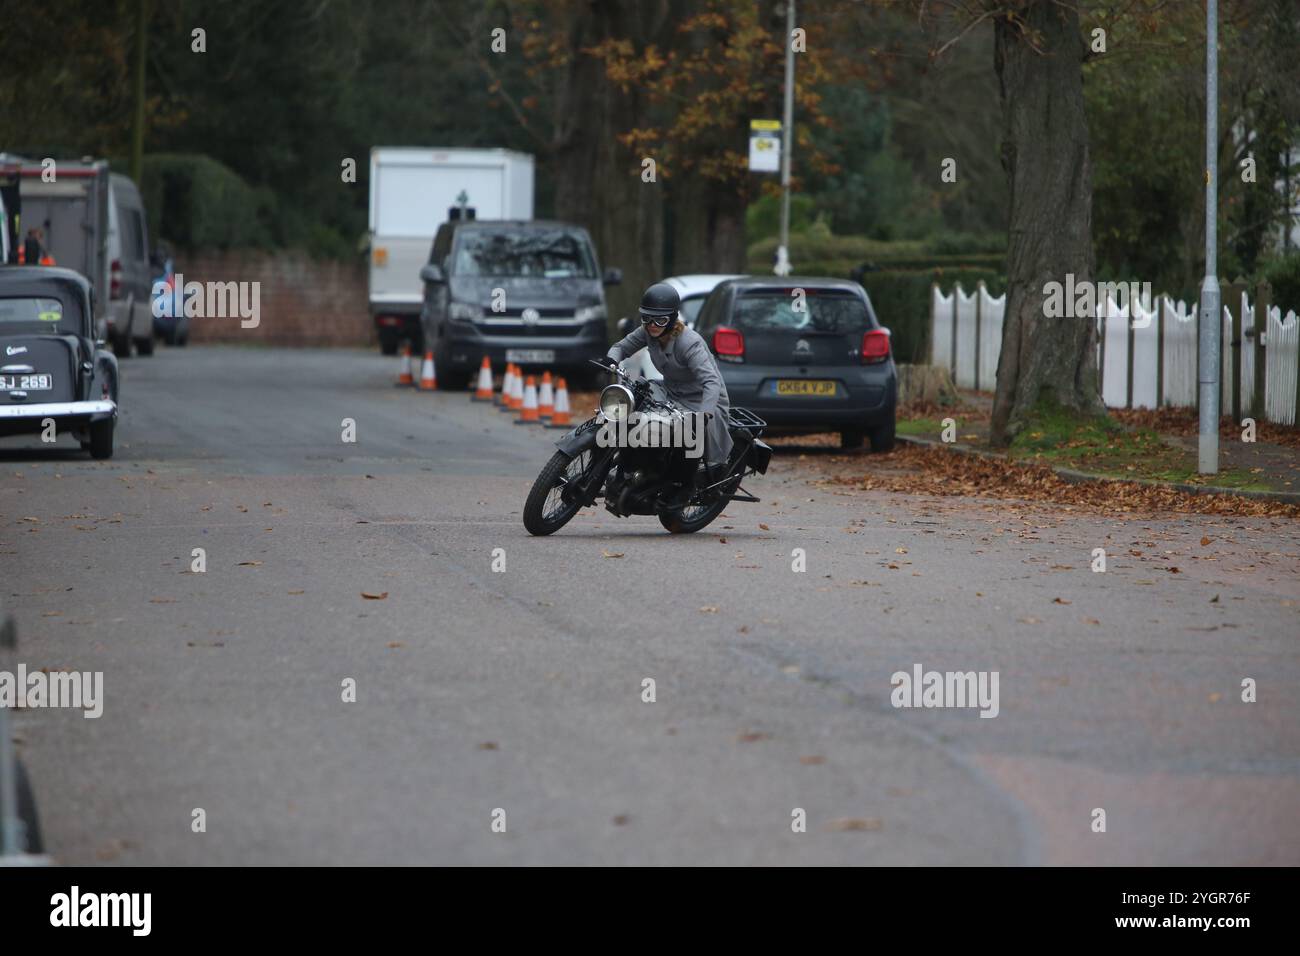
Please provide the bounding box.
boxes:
[106,173,155,356]
[419,220,621,389]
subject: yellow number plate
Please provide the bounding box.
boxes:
[776,379,837,397]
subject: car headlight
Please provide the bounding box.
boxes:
[448,302,481,321]
[599,384,635,422]
[576,304,606,323]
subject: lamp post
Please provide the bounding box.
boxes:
[1198,0,1220,474]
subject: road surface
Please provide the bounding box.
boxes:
[3,346,1297,864]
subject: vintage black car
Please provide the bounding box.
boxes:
[0,267,119,458]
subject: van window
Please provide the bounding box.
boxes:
[452,229,596,279]
[131,209,148,258]
[732,289,870,333]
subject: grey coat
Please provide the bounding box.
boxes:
[607,325,733,466]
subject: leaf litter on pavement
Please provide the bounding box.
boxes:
[817,444,1300,519]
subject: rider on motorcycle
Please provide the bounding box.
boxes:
[602,282,732,490]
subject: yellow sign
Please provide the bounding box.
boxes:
[750,119,781,131]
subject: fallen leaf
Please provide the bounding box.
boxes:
[699,605,719,613]
[236,560,263,567]
[478,741,498,750]
[736,731,771,743]
[1200,536,1211,546]
[1052,597,1071,605]
[799,755,826,765]
[601,550,625,558]
[386,641,403,648]
[1208,692,1222,703]
[759,523,770,531]
[1018,616,1042,624]
[611,814,629,826]
[362,591,389,600]
[826,817,882,832]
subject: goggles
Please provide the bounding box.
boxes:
[640,312,674,328]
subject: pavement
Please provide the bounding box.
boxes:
[2,346,1298,865]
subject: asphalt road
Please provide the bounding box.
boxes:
[3,346,1297,865]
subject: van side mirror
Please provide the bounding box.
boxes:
[420,263,446,284]
[603,268,623,286]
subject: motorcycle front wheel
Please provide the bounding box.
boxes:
[523,449,593,536]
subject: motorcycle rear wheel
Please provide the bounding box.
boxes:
[658,474,740,534]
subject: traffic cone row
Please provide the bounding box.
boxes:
[397,349,575,428]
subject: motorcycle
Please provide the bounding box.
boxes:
[523,359,772,536]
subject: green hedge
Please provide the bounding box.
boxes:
[1262,253,1300,317]
[129,154,272,251]
[860,268,1006,364]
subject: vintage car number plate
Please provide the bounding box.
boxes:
[775,379,837,397]
[506,349,555,364]
[1,374,52,391]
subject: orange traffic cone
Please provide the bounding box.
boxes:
[546,377,572,428]
[510,366,525,410]
[502,364,518,410]
[418,351,437,390]
[515,376,540,424]
[538,371,555,419]
[397,344,414,386]
[473,356,493,401]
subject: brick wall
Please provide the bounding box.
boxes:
[175,250,372,347]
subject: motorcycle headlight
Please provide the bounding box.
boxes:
[448,301,481,321]
[576,304,606,323]
[599,384,635,422]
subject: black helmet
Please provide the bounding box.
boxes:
[638,281,680,322]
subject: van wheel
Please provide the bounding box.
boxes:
[135,336,154,356]
[15,759,44,854]
[89,419,115,460]
[112,334,132,358]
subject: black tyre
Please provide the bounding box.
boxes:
[868,417,896,453]
[15,758,44,854]
[164,330,177,346]
[379,331,399,356]
[523,449,592,535]
[840,428,865,450]
[177,331,189,346]
[135,336,154,356]
[112,333,131,358]
[658,474,740,534]
[440,370,472,391]
[88,418,114,460]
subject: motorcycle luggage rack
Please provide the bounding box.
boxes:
[727,407,766,432]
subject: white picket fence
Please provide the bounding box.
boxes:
[931,282,1300,425]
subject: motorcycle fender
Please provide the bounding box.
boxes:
[554,418,602,457]
[746,438,773,474]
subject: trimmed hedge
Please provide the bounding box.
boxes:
[1261,252,1300,316]
[129,153,272,251]
[861,268,1006,365]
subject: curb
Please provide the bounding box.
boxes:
[896,433,1300,505]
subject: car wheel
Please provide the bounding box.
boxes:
[840,428,865,450]
[14,758,44,854]
[164,330,177,346]
[135,336,154,356]
[868,418,896,453]
[379,336,399,356]
[112,333,132,358]
[88,418,115,460]
[177,331,188,346]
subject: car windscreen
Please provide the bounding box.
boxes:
[0,296,73,334]
[452,229,597,279]
[680,295,707,326]
[732,290,870,333]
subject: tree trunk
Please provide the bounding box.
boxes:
[988,1,1102,446]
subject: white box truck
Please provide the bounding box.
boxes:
[368,147,534,354]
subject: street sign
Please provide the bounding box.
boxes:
[749,119,781,173]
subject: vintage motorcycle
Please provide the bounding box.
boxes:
[523,360,771,535]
